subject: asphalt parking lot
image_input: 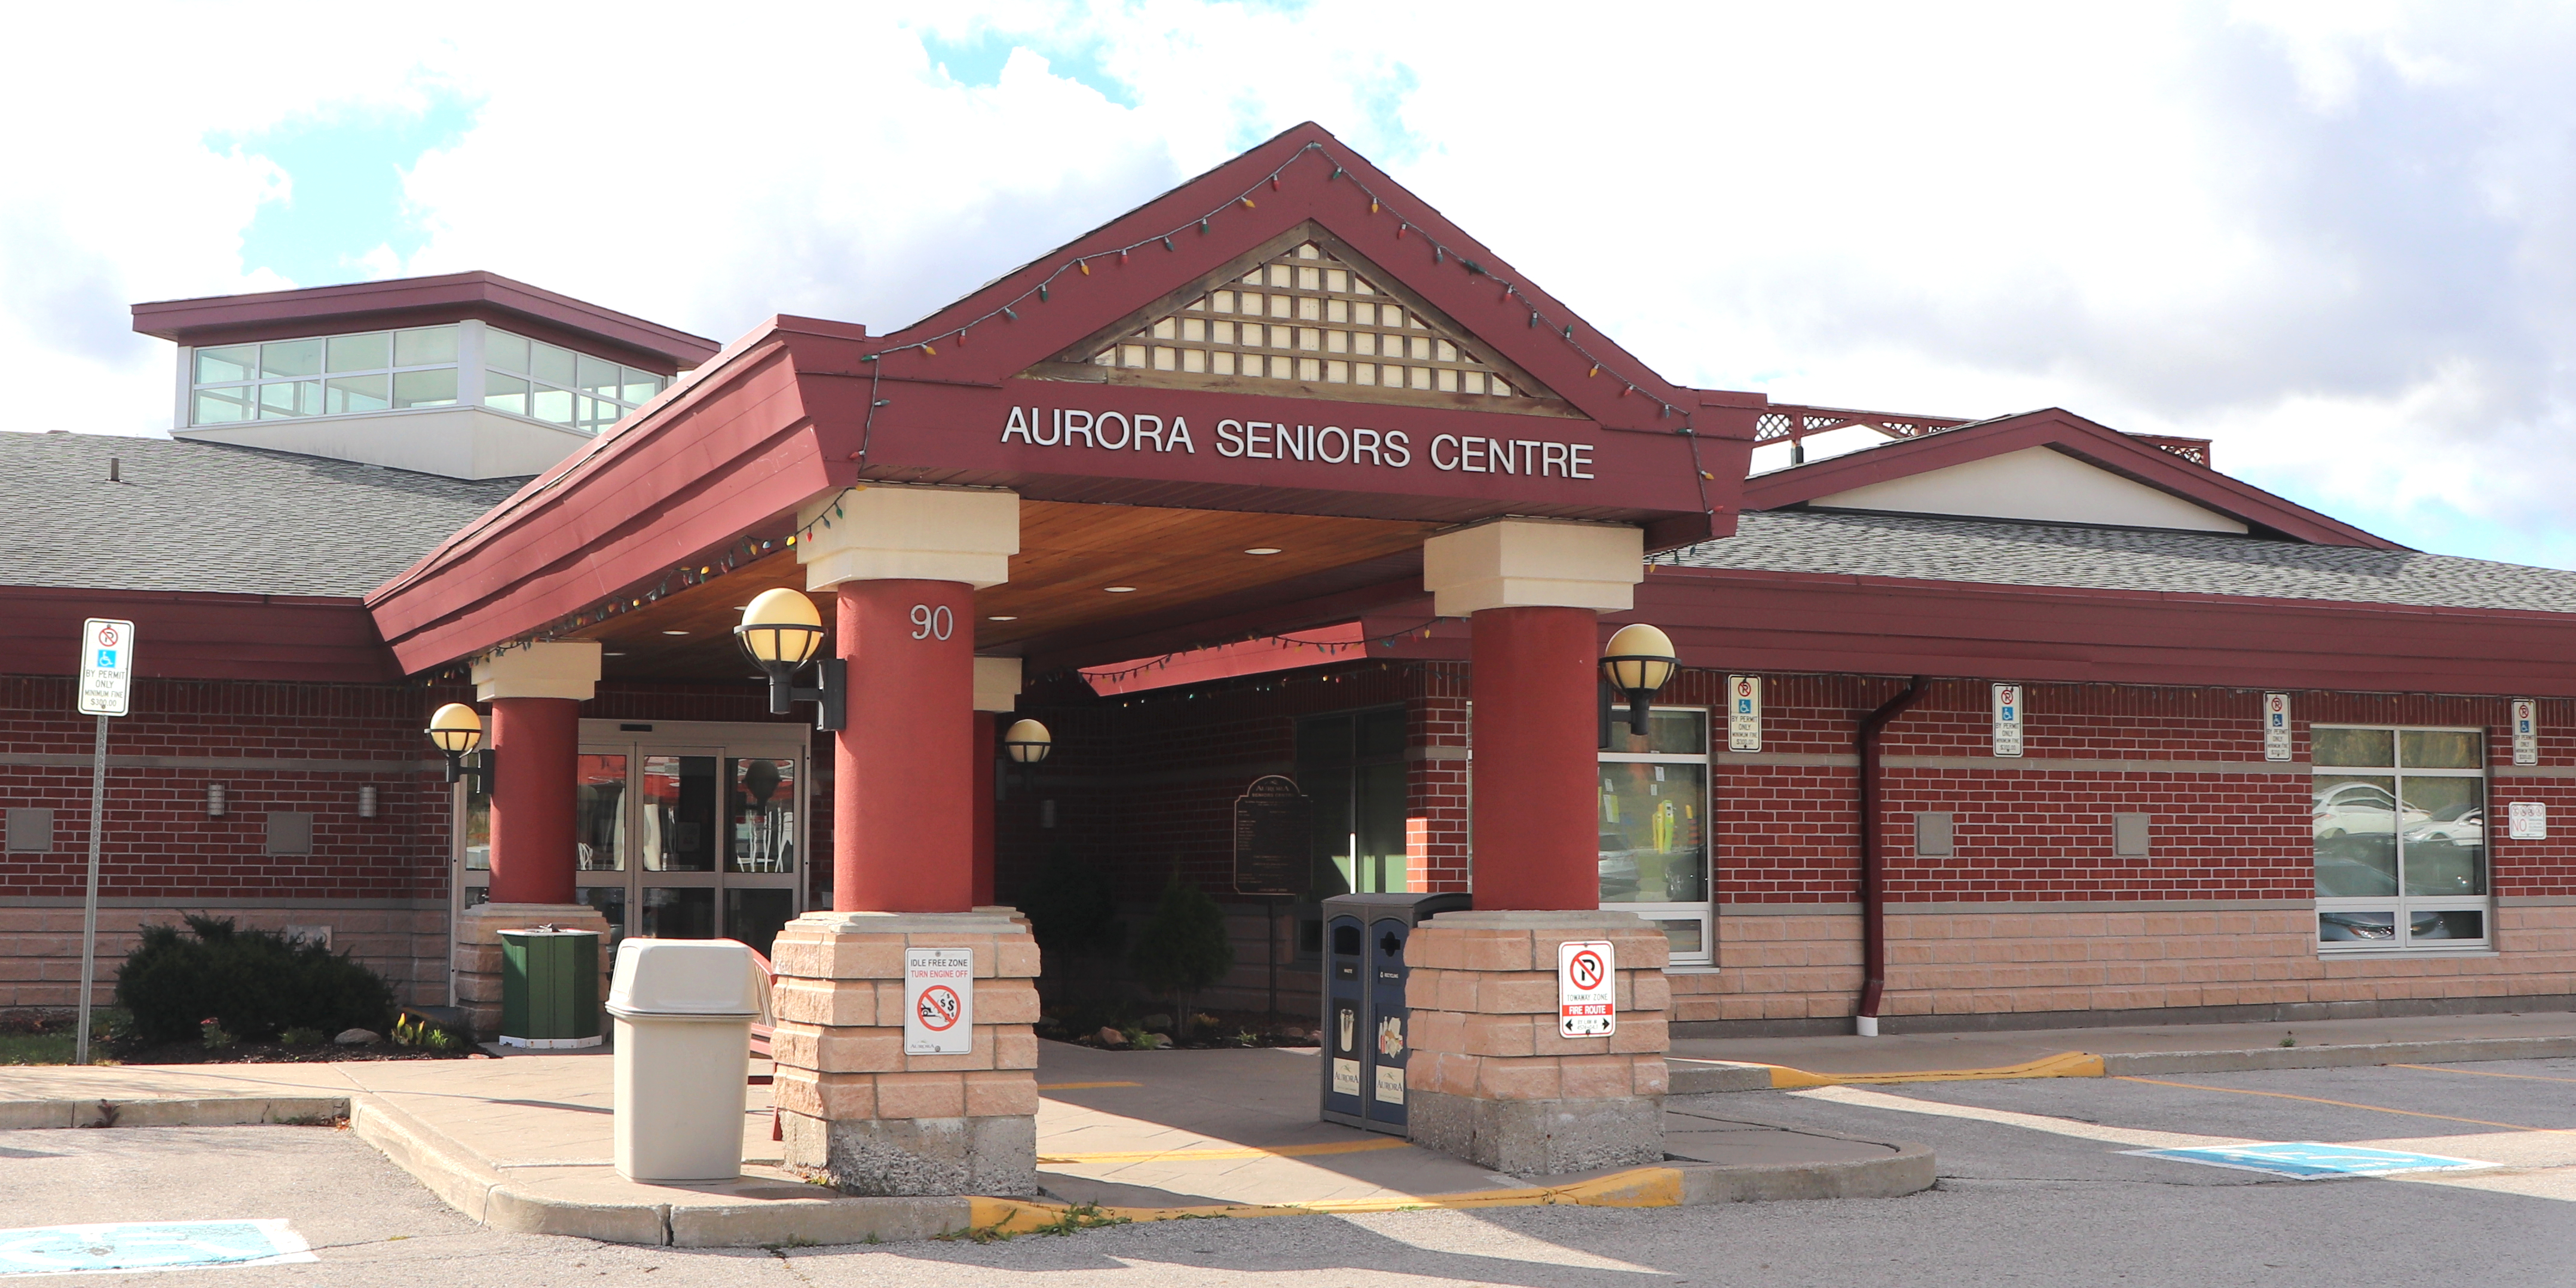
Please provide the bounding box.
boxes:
[8,1060,2576,1286]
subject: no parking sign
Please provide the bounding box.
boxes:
[904,947,974,1055]
[1558,940,1616,1038]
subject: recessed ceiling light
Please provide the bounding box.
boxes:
[603,651,626,657]
[1244,547,1283,556]
[1104,586,1138,593]
[662,630,689,635]
[987,615,1018,621]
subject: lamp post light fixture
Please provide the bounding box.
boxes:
[1599,623,1680,739]
[735,588,845,732]
[1001,716,1051,787]
[427,702,492,791]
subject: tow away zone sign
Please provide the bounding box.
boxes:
[904,947,974,1055]
[1558,940,1616,1038]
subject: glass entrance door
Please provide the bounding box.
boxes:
[572,721,807,956]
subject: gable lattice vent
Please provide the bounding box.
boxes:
[1084,243,1535,400]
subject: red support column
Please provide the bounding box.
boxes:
[487,696,579,905]
[834,580,975,913]
[1468,605,1600,911]
[972,714,998,907]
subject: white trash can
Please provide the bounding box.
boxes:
[607,938,763,1182]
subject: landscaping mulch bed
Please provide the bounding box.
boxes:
[1,1008,476,1066]
[1038,1006,1324,1052]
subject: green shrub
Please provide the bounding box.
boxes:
[115,915,395,1046]
[277,1027,326,1048]
[1128,873,1234,1040]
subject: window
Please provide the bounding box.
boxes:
[1300,708,1410,895]
[2312,727,2489,950]
[484,329,665,436]
[190,326,458,426]
[1601,708,1714,965]
[1082,241,1548,402]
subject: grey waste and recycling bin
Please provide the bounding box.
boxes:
[606,938,767,1182]
[1320,891,1469,1134]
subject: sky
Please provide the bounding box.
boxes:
[7,1,2575,565]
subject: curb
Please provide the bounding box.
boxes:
[0,1096,350,1131]
[966,1144,1938,1234]
[1671,1035,2576,1091]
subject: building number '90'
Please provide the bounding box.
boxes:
[910,604,954,641]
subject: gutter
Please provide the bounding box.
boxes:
[1854,675,1929,1037]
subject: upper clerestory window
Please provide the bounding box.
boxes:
[191,326,459,426]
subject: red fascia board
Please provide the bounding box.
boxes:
[368,340,840,671]
[855,123,1708,436]
[1742,409,2400,550]
[1633,564,2576,695]
[131,270,720,371]
[0,586,399,684]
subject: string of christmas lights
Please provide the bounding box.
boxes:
[1072,616,1448,684]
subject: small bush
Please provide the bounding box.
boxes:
[1128,873,1234,1040]
[199,1019,235,1050]
[115,915,396,1046]
[277,1027,326,1048]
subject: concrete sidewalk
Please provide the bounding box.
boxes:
[0,1040,1931,1246]
[1670,1009,2576,1091]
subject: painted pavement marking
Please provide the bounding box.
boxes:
[2122,1142,2497,1180]
[0,1220,314,1277]
[2112,1075,2576,1133]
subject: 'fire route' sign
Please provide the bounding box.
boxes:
[903,947,974,1055]
[1558,940,1616,1038]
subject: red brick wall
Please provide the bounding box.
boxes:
[0,674,456,901]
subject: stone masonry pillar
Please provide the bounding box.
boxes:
[1405,519,1671,1173]
[450,641,611,1038]
[768,485,1038,1195]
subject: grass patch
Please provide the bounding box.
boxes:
[0,1009,130,1064]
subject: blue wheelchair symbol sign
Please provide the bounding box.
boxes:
[2125,1142,2493,1179]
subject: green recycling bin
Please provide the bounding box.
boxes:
[499,928,602,1048]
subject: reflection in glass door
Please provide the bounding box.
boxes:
[565,721,808,956]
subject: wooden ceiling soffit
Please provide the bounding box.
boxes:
[1018,222,1580,420]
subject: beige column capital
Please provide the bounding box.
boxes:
[973,657,1023,713]
[472,640,602,702]
[797,486,1020,591]
[1421,518,1644,617]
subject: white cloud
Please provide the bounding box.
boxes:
[8,1,2576,562]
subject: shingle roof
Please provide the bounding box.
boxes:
[1658,509,2576,614]
[0,432,523,598]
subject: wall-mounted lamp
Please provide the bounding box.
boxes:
[206,783,227,818]
[1002,718,1052,782]
[427,703,492,792]
[735,588,845,732]
[357,785,378,819]
[1600,623,1679,739]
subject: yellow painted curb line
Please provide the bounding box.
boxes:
[968,1167,1684,1232]
[1039,1137,1414,1164]
[1760,1050,2105,1088]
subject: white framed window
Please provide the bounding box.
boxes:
[482,329,665,437]
[1600,706,1714,966]
[2312,726,2490,952]
[189,326,460,426]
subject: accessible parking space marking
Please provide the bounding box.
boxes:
[0,1220,315,1277]
[2121,1142,2495,1179]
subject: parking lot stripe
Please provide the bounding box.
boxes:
[2387,1063,2576,1085]
[2112,1076,2575,1133]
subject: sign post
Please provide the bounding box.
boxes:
[902,947,974,1056]
[1558,939,1616,1038]
[74,619,134,1066]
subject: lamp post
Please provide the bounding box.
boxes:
[1599,623,1679,739]
[736,588,846,730]
[427,702,491,791]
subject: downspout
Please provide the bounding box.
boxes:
[1855,676,1930,1037]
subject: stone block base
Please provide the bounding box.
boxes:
[449,902,613,1041]
[1407,1088,1665,1175]
[780,1110,1036,1197]
[770,910,1041,1197]
[1402,909,1674,1173]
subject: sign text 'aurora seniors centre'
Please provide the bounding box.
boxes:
[1000,404,1598,479]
